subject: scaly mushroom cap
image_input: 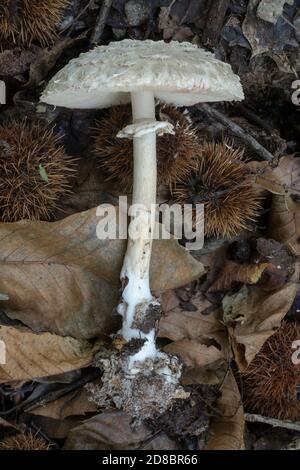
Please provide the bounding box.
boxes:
[41,39,244,109]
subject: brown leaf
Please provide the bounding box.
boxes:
[269,155,300,194]
[159,291,228,385]
[0,325,96,383]
[205,371,245,450]
[224,283,297,370]
[268,194,300,255]
[165,338,223,366]
[64,410,151,450]
[160,292,225,344]
[255,156,300,254]
[0,207,205,339]
[253,155,300,196]
[28,34,86,87]
[29,415,81,440]
[208,260,270,292]
[158,8,194,41]
[256,237,295,290]
[63,410,177,450]
[31,386,99,419]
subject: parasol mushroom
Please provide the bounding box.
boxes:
[41,39,244,418]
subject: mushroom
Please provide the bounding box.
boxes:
[41,39,244,418]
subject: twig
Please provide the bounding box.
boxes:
[60,0,94,36]
[236,104,274,135]
[245,413,300,432]
[199,104,275,163]
[91,0,113,44]
[280,13,300,32]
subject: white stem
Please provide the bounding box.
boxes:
[119,91,158,359]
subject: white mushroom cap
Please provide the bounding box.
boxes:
[41,39,244,109]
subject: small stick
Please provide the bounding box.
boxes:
[236,104,274,134]
[199,103,275,163]
[91,0,113,44]
[245,413,300,432]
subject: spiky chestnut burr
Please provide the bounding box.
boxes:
[242,321,300,421]
[0,431,50,450]
[0,120,75,222]
[92,104,200,193]
[0,0,70,46]
[173,140,261,239]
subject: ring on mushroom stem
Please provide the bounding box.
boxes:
[91,104,201,193]
[40,39,244,419]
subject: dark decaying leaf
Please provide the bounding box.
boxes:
[64,410,176,450]
[242,0,298,57]
[30,384,99,419]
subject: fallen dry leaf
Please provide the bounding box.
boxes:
[160,291,222,341]
[205,371,245,450]
[64,410,151,450]
[28,34,87,87]
[164,339,224,369]
[159,290,228,385]
[255,237,295,290]
[29,415,82,440]
[257,0,294,24]
[242,0,298,57]
[269,155,300,194]
[268,194,300,256]
[31,385,99,419]
[208,260,270,292]
[255,156,300,255]
[0,207,205,339]
[64,410,177,450]
[224,283,297,370]
[158,7,194,42]
[0,325,96,383]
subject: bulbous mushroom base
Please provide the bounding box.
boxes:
[89,349,187,422]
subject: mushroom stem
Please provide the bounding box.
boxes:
[118,91,159,363]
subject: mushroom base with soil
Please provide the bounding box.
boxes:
[91,347,185,421]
